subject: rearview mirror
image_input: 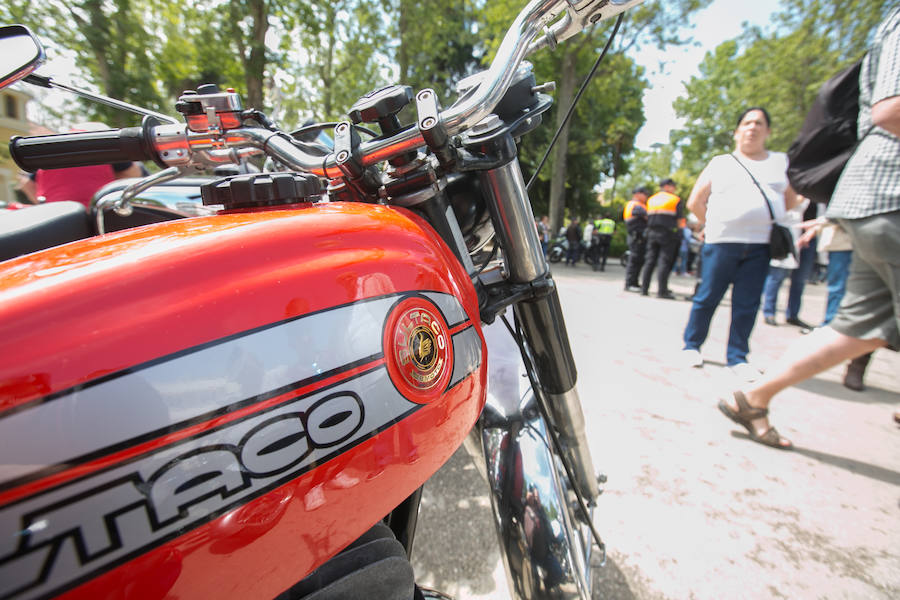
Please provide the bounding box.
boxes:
[0,24,45,90]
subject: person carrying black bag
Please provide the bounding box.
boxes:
[720,8,900,448]
[679,107,802,381]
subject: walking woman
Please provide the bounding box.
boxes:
[680,108,801,380]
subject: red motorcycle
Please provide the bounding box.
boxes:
[0,2,643,598]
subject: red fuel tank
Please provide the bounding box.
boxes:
[0,202,487,600]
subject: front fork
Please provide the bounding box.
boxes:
[476,148,599,503]
[458,139,602,598]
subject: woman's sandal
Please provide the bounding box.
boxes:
[718,391,793,450]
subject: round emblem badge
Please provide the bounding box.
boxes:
[383,297,454,403]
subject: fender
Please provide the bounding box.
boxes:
[464,319,596,599]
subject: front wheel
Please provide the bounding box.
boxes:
[548,248,563,263]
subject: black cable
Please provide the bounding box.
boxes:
[499,311,607,564]
[290,121,380,140]
[475,239,499,276]
[525,13,624,193]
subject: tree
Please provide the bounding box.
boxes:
[393,0,481,101]
[153,2,245,103]
[609,143,694,214]
[3,0,168,127]
[1,0,318,127]
[672,0,895,175]
[481,0,712,234]
[272,1,391,125]
[220,0,271,111]
[519,50,646,224]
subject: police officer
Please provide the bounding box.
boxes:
[592,214,616,271]
[641,178,685,299]
[623,186,650,290]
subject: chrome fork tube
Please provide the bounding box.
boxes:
[478,157,547,283]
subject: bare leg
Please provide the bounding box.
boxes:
[727,327,887,441]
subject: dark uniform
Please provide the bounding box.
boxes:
[564,221,582,266]
[641,189,684,298]
[623,199,648,288]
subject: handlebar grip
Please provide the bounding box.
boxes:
[10,125,159,172]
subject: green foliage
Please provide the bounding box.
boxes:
[153,2,245,103]
[519,48,647,218]
[273,0,391,125]
[613,0,714,54]
[604,141,693,218]
[393,0,481,101]
[482,0,711,232]
[3,0,169,127]
[672,0,895,176]
[3,0,701,192]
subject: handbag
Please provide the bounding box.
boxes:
[729,154,796,260]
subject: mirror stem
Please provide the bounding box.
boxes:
[23,74,179,125]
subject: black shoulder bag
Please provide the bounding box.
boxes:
[729,154,796,260]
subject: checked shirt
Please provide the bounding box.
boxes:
[827,7,900,220]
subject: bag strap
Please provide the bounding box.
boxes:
[729,153,777,222]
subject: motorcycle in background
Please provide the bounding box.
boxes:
[547,236,568,263]
[0,1,644,599]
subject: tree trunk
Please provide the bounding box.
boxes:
[397,0,410,81]
[320,5,337,119]
[244,0,269,110]
[548,49,577,235]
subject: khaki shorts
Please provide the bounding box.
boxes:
[831,211,900,351]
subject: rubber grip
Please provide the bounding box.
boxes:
[9,127,157,172]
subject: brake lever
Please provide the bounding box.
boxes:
[528,0,643,54]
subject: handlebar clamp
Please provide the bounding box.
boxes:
[333,121,381,198]
[416,89,454,169]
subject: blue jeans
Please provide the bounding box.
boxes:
[676,238,690,274]
[762,237,818,319]
[683,243,770,366]
[824,250,852,325]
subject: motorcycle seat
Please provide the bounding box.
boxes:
[0,201,93,262]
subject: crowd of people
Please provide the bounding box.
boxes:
[543,6,899,450]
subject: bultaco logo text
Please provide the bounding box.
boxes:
[0,369,419,600]
[385,298,453,401]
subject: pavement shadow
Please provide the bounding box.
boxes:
[729,431,900,486]
[412,447,508,597]
[592,554,639,599]
[703,362,897,405]
[795,377,899,404]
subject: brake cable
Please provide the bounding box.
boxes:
[525,13,624,193]
[289,121,380,140]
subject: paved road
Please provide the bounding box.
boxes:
[413,262,900,599]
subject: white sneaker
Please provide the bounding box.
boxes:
[729,362,761,383]
[682,349,703,368]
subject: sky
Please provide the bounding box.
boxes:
[631,0,783,150]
